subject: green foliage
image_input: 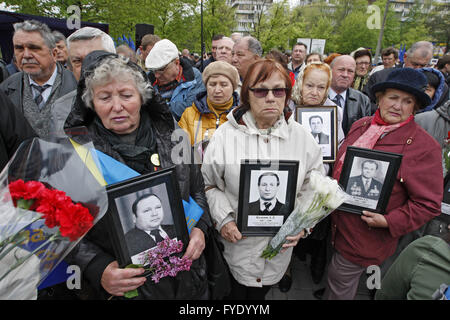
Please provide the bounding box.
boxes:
[2,0,445,55]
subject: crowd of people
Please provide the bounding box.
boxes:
[0,18,449,301]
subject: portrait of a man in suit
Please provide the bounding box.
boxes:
[347,159,383,200]
[248,172,287,216]
[309,115,329,145]
[125,193,176,264]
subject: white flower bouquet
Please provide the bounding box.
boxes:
[261,170,347,260]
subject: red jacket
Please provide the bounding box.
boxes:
[331,116,443,267]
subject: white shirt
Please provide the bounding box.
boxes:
[29,65,58,106]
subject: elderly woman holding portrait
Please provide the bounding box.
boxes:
[292,61,345,149]
[64,51,211,299]
[325,68,443,300]
[201,59,325,299]
[283,62,345,289]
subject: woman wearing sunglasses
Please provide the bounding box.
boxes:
[201,59,325,299]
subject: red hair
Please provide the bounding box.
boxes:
[239,59,292,111]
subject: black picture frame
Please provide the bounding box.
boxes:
[296,105,338,163]
[105,167,189,270]
[338,146,402,215]
[237,160,299,236]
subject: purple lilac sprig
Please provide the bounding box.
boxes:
[147,237,192,283]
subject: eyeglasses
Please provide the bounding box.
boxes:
[151,60,175,74]
[356,62,371,66]
[249,87,288,98]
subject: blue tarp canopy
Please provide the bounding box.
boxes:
[0,10,109,63]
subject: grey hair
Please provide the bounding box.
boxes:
[52,30,66,44]
[67,27,116,53]
[241,36,263,57]
[13,20,56,49]
[406,41,433,59]
[82,56,153,109]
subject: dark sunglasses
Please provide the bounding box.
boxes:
[249,87,288,98]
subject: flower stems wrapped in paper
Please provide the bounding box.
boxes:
[0,133,108,299]
[261,170,347,260]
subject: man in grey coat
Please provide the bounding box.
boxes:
[415,100,450,148]
[328,55,372,135]
[0,20,77,138]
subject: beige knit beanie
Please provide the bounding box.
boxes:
[202,61,240,91]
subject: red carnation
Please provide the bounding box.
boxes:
[58,203,93,241]
[8,180,94,242]
[36,188,72,229]
[8,180,45,208]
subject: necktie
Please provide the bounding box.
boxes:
[333,94,343,108]
[31,84,51,108]
[364,180,370,191]
[262,201,271,214]
[150,229,164,243]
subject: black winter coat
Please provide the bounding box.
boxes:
[64,80,212,299]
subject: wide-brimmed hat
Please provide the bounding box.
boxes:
[202,61,240,91]
[371,68,431,108]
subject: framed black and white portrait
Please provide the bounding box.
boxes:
[296,106,338,162]
[338,146,402,215]
[237,160,299,236]
[106,167,189,268]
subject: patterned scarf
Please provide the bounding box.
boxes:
[333,109,414,181]
[352,74,370,92]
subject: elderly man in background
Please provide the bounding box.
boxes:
[215,37,235,65]
[146,39,204,121]
[52,31,69,68]
[231,36,262,93]
[0,20,76,138]
[328,55,372,135]
[49,26,116,133]
[365,41,434,104]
